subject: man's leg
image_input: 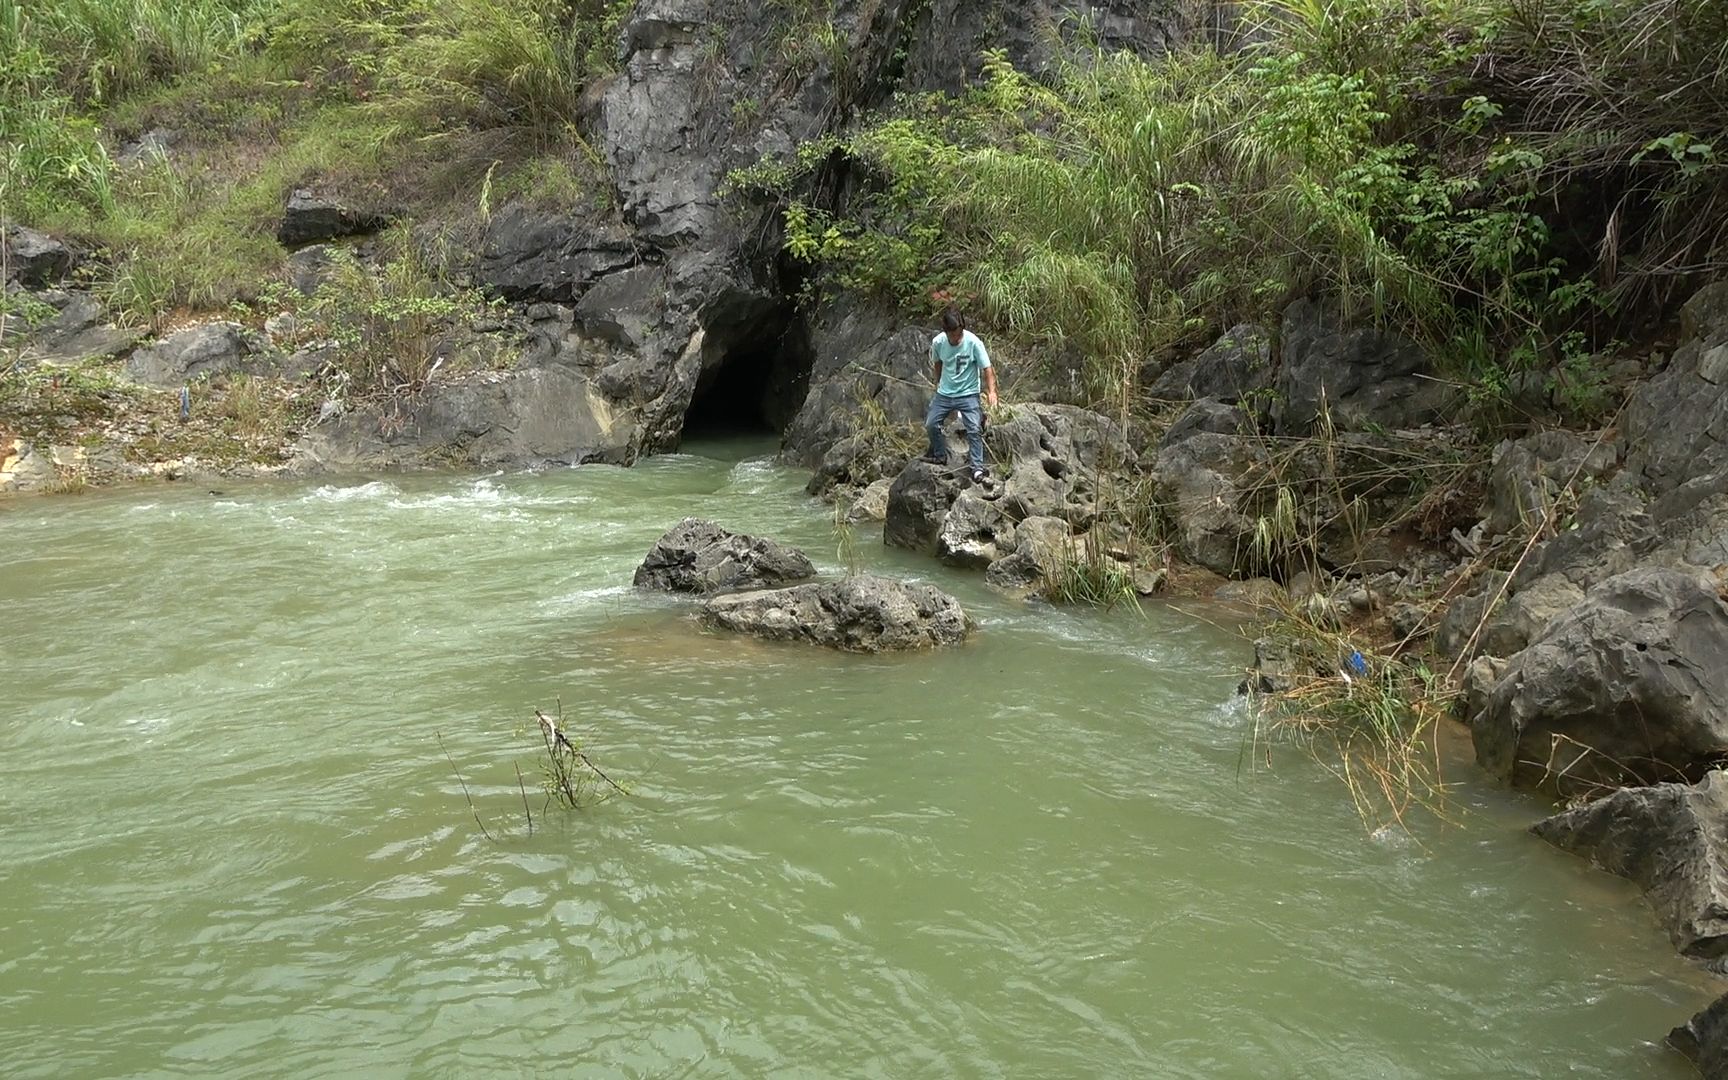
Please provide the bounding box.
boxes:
[958,396,985,473]
[923,395,950,462]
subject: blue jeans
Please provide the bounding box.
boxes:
[925,393,984,470]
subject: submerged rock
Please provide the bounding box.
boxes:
[1472,568,1728,793]
[699,575,972,652]
[634,518,815,594]
[1534,772,1728,959]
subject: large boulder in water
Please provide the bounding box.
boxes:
[1532,771,1728,958]
[699,575,972,652]
[1471,568,1728,793]
[1671,992,1728,1078]
[634,518,815,595]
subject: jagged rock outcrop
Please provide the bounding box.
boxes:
[634,518,816,594]
[21,293,139,364]
[1483,429,1617,538]
[2,224,74,288]
[937,489,1018,568]
[277,189,392,248]
[699,574,972,651]
[1532,771,1728,958]
[983,515,1074,592]
[1671,992,1728,1079]
[884,459,963,554]
[1153,427,1267,576]
[1623,282,1728,495]
[1273,297,1457,434]
[295,366,636,470]
[1147,323,1272,404]
[1471,568,1728,793]
[124,323,287,388]
[784,298,931,468]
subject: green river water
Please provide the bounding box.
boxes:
[0,439,1714,1078]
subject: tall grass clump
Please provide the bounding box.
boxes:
[1244,599,1455,828]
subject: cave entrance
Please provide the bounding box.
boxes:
[682,300,813,442]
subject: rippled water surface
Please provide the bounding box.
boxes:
[1,441,1713,1077]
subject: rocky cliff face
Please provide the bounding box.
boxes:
[460,0,1188,462]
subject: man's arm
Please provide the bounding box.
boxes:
[983,364,999,409]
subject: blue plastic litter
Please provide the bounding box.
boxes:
[1345,650,1368,676]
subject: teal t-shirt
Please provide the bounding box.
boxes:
[931,330,992,397]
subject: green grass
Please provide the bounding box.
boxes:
[2,0,631,319]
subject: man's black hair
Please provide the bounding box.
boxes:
[941,308,965,333]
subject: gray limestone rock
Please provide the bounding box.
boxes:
[634,518,816,594]
[699,574,972,652]
[1533,771,1728,958]
[1472,568,1728,794]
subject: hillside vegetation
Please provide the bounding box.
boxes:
[744,0,1727,415]
[2,0,627,318]
[3,0,1725,418]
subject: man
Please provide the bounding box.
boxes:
[923,308,998,483]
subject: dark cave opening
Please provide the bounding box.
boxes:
[681,301,813,442]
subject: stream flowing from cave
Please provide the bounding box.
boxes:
[0,439,1713,1077]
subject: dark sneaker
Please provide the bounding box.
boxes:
[918,454,945,465]
[971,468,988,483]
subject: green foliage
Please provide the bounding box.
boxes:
[291,231,507,398]
[747,0,1726,409]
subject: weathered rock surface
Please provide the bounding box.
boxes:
[983,515,1074,593]
[1623,282,1728,495]
[634,518,815,594]
[784,298,932,468]
[847,478,893,524]
[937,489,1018,568]
[22,293,140,364]
[286,245,337,296]
[474,206,639,303]
[1472,568,1728,793]
[1274,297,1456,434]
[295,366,637,470]
[1483,429,1617,537]
[884,459,963,554]
[1147,323,1272,404]
[1154,429,1267,576]
[124,323,286,388]
[277,189,392,248]
[1532,771,1728,958]
[2,225,74,288]
[1670,992,1728,1079]
[699,574,972,652]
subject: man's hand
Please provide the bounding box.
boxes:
[987,389,999,409]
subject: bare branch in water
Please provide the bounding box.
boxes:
[437,730,494,842]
